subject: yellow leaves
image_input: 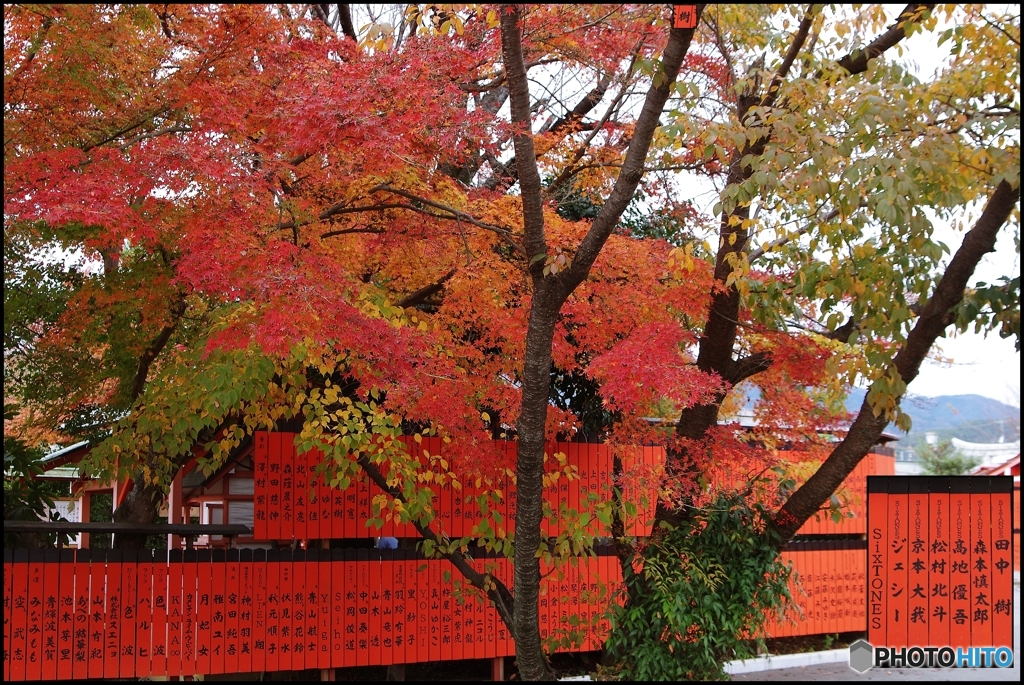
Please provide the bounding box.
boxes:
[666,245,697,273]
[721,251,750,291]
[410,314,429,332]
[359,22,395,52]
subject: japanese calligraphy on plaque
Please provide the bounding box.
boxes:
[868,476,1015,648]
[672,5,698,29]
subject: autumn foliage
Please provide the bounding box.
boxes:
[5,4,1019,679]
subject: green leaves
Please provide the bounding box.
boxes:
[604,494,792,681]
[956,276,1021,349]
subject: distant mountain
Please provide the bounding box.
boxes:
[845,389,1020,444]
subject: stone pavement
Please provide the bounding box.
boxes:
[732,584,1020,682]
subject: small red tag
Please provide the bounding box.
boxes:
[673,5,698,29]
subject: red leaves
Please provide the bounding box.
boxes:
[5,4,851,496]
[588,322,723,415]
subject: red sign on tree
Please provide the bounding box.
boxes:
[673,5,698,29]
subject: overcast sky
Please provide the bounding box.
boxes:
[906,222,1019,406]
[910,329,1019,405]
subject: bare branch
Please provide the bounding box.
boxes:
[357,456,516,631]
[81,107,173,153]
[369,185,526,256]
[318,226,385,239]
[559,6,707,294]
[545,70,635,197]
[276,202,408,233]
[484,64,613,192]
[117,124,192,150]
[394,268,458,308]
[832,4,936,77]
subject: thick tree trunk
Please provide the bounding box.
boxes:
[512,292,561,680]
[653,396,724,527]
[498,5,703,679]
[111,480,165,549]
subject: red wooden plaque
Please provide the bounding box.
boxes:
[673,5,698,29]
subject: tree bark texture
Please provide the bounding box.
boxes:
[499,5,704,679]
[111,480,166,549]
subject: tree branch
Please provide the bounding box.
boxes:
[336,4,357,41]
[484,65,612,191]
[275,191,522,255]
[541,74,611,134]
[131,293,187,402]
[727,351,774,385]
[748,207,842,262]
[81,107,173,153]
[559,6,706,294]
[356,456,516,632]
[760,8,817,110]
[369,185,525,256]
[117,124,192,150]
[310,4,330,26]
[833,4,935,78]
[545,77,632,198]
[318,226,385,239]
[277,201,409,232]
[394,268,458,308]
[774,179,1018,540]
[7,14,53,82]
[500,7,550,262]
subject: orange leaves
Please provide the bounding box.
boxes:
[519,5,665,76]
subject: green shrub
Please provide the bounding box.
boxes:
[604,494,793,681]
